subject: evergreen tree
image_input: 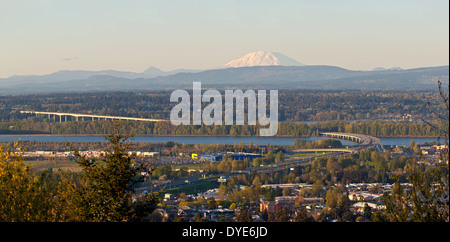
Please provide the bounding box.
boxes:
[385,81,449,222]
[74,129,148,222]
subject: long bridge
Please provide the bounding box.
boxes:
[319,132,384,152]
[20,111,167,122]
[320,132,380,146]
[292,132,383,154]
[20,111,384,151]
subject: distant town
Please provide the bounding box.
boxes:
[5,133,447,222]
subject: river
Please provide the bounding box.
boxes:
[0,135,442,146]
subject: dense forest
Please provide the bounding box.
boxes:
[0,89,446,122]
[0,119,441,137]
[0,90,446,137]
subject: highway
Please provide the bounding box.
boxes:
[135,151,348,194]
[136,132,384,194]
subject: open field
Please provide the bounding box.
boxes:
[25,159,83,172]
[163,181,220,196]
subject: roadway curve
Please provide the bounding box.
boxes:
[319,132,384,152]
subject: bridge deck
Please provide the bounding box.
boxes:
[320,132,381,146]
[20,111,167,122]
[292,148,353,153]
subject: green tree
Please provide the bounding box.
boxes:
[325,186,351,221]
[312,179,324,196]
[194,212,204,222]
[218,183,228,198]
[275,151,284,163]
[252,176,262,187]
[363,203,372,221]
[130,192,160,222]
[207,197,218,209]
[252,158,261,167]
[282,187,291,196]
[264,188,275,201]
[73,130,148,222]
[294,206,314,222]
[237,208,253,222]
[384,182,410,222]
[371,211,388,222]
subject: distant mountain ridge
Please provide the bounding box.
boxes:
[0,65,447,94]
[0,51,448,93]
[0,67,201,87]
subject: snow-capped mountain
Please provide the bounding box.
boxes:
[223,51,304,68]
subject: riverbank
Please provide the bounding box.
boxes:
[0,133,440,138]
[1,118,442,138]
[0,135,442,146]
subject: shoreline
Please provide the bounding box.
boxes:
[0,133,441,138]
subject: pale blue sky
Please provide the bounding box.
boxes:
[1,0,448,77]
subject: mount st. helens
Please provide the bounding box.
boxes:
[223,51,304,68]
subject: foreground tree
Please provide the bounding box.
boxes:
[73,129,149,222]
[0,144,54,221]
[407,81,448,222]
[385,80,449,222]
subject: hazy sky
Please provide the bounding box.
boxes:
[1,0,448,77]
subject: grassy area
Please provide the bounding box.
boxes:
[24,160,55,168]
[171,162,211,170]
[288,151,334,159]
[25,159,83,172]
[164,181,219,196]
